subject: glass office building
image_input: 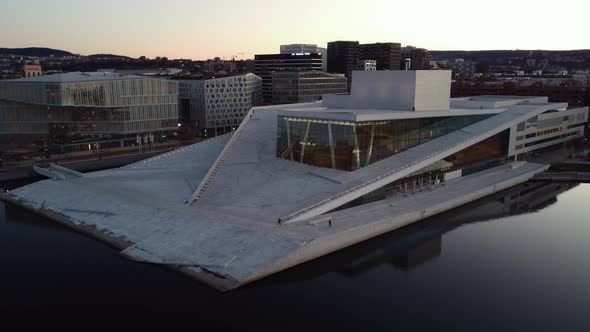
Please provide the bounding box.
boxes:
[277,114,493,171]
[0,72,178,152]
[271,71,347,105]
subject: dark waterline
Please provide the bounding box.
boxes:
[1,181,589,330]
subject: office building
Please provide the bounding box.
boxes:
[401,46,432,70]
[450,59,476,75]
[359,42,401,70]
[327,41,360,78]
[280,44,328,71]
[176,73,262,137]
[328,41,402,90]
[271,71,347,104]
[0,72,178,152]
[280,44,321,54]
[254,53,323,104]
[317,47,327,72]
[13,70,587,292]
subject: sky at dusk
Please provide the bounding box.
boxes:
[1,0,588,60]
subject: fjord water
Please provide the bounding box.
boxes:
[0,182,589,330]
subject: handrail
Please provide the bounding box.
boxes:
[186,108,255,204]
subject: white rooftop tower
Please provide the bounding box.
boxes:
[324,70,452,111]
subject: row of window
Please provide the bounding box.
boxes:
[0,122,48,133]
[204,77,249,88]
[523,122,586,140]
[207,97,250,103]
[207,113,246,120]
[272,73,343,79]
[526,127,568,138]
[207,108,248,114]
[206,119,241,127]
[208,104,251,110]
[272,88,347,96]
[205,85,258,93]
[273,84,347,91]
[522,131,580,148]
[0,79,178,107]
[0,101,178,123]
[0,119,178,134]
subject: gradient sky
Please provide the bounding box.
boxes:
[1,0,588,60]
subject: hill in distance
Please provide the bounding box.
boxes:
[0,47,135,59]
[0,47,77,57]
[87,54,132,59]
[431,49,590,60]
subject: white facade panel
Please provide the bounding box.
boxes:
[324,70,451,112]
[508,107,588,157]
[414,70,451,111]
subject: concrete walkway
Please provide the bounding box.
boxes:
[2,158,548,290]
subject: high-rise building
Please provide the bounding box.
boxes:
[359,43,401,70]
[271,71,347,104]
[317,47,327,72]
[280,44,328,71]
[327,41,360,78]
[401,46,432,70]
[254,53,323,104]
[176,73,262,137]
[328,41,402,91]
[280,44,320,54]
[0,72,179,152]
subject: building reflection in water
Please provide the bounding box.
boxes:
[341,182,577,275]
[258,181,578,287]
[1,180,579,287]
[339,181,577,276]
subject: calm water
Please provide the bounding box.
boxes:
[1,181,589,330]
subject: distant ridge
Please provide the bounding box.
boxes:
[0,48,132,60]
[430,49,590,60]
[87,54,131,59]
[0,47,76,57]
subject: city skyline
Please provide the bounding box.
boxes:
[2,0,589,60]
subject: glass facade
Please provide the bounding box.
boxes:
[277,114,493,171]
[0,75,179,150]
[333,130,510,211]
[254,53,323,104]
[271,71,347,105]
[0,79,178,107]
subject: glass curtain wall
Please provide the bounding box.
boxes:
[332,130,511,212]
[277,114,493,171]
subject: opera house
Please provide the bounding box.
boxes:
[4,70,588,290]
